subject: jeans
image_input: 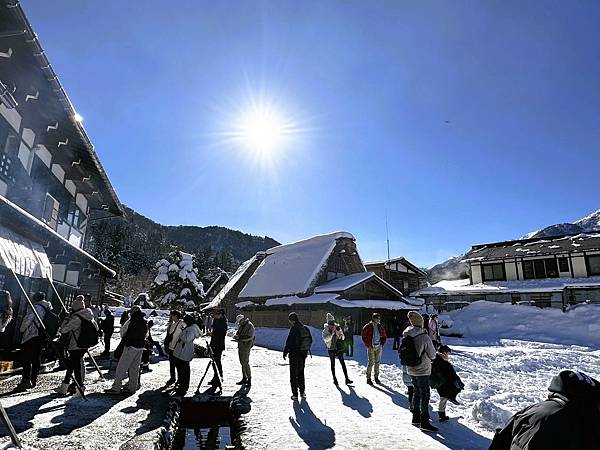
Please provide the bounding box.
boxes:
[167,349,176,380]
[328,350,349,382]
[367,346,382,379]
[63,349,86,388]
[210,348,224,384]
[439,397,448,413]
[289,353,306,396]
[112,346,143,392]
[411,375,431,417]
[174,356,191,395]
[103,331,113,354]
[238,346,252,380]
[20,336,44,386]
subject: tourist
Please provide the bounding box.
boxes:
[0,290,13,333]
[430,344,464,421]
[422,313,430,334]
[489,370,600,449]
[429,313,441,348]
[322,313,353,386]
[283,312,312,401]
[343,316,354,357]
[164,310,185,386]
[361,312,388,385]
[402,311,437,432]
[398,336,415,412]
[55,296,97,397]
[172,314,201,396]
[99,307,115,357]
[208,308,227,388]
[105,305,148,394]
[233,314,255,387]
[17,292,52,390]
[146,319,165,357]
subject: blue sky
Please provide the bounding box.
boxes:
[23,1,600,267]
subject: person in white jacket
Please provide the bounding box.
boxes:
[172,314,201,396]
[164,310,185,386]
[322,313,353,386]
[17,292,52,390]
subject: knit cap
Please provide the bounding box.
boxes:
[407,311,424,327]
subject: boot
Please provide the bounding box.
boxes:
[14,379,32,392]
[236,378,247,385]
[366,378,373,385]
[165,378,176,386]
[411,410,421,426]
[54,383,69,395]
[345,378,353,385]
[438,411,449,422]
[333,377,339,386]
[420,417,439,433]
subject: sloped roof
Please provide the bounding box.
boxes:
[239,231,358,299]
[205,255,257,309]
[236,294,417,311]
[314,272,375,293]
[364,257,427,276]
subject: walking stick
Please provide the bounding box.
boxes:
[10,270,87,400]
[48,281,105,380]
[0,400,22,448]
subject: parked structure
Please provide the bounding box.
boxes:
[0,3,122,351]
[365,257,427,295]
[206,232,416,329]
[412,233,600,310]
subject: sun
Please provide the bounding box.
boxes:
[234,105,290,155]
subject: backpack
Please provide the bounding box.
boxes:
[41,309,61,340]
[76,317,99,348]
[399,333,423,367]
[298,326,313,353]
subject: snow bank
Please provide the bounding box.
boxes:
[471,400,513,431]
[445,301,600,347]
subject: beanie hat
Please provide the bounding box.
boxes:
[72,297,85,311]
[288,312,299,323]
[548,370,600,402]
[408,311,424,327]
[236,314,245,324]
[326,312,335,325]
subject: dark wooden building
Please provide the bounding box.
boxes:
[364,257,427,295]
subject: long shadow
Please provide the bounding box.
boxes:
[2,394,56,433]
[336,385,373,418]
[119,389,171,435]
[289,400,335,450]
[36,393,122,437]
[373,384,491,450]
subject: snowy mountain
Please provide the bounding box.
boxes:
[426,209,600,285]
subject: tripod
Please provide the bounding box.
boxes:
[194,341,223,396]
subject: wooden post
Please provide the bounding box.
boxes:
[0,400,22,448]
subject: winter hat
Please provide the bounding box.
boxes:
[548,370,600,402]
[408,311,424,327]
[326,312,335,325]
[236,314,245,324]
[130,305,142,314]
[438,344,451,354]
[72,297,85,311]
[372,312,381,320]
[288,312,299,323]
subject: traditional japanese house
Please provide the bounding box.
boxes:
[206,232,416,330]
[412,233,600,310]
[0,2,123,352]
[364,257,427,295]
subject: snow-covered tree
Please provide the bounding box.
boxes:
[149,250,205,309]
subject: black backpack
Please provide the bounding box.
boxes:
[298,326,313,353]
[36,305,60,340]
[76,317,99,348]
[399,333,423,367]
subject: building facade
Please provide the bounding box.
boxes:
[364,257,427,295]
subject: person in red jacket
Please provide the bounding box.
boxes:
[361,313,387,385]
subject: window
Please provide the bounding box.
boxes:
[587,255,600,276]
[558,257,569,273]
[530,293,552,308]
[523,258,560,279]
[482,263,505,281]
[42,193,60,230]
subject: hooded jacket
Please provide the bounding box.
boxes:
[59,308,96,351]
[402,325,436,377]
[490,370,600,450]
[173,323,201,362]
[20,300,52,344]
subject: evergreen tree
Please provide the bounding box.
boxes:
[149,250,205,308]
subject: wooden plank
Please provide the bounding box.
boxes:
[0,400,22,448]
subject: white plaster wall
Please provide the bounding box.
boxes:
[505,261,518,280]
[471,265,483,284]
[571,256,588,277]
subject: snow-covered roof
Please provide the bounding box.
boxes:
[411,276,600,296]
[205,255,257,309]
[237,293,417,311]
[239,231,358,299]
[314,272,375,293]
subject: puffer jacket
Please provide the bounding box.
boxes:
[20,300,52,344]
[402,325,436,377]
[59,308,96,351]
[322,324,344,351]
[173,323,201,362]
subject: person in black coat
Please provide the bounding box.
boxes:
[99,307,115,357]
[430,345,464,421]
[208,309,227,387]
[283,312,312,401]
[489,370,600,450]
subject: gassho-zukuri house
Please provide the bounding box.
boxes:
[205,232,419,331]
[412,233,600,310]
[0,3,122,352]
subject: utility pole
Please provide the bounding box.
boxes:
[385,211,390,261]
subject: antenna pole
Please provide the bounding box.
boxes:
[385,212,390,261]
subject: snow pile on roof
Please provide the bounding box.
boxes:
[205,255,258,309]
[446,301,600,347]
[314,272,374,293]
[329,298,415,310]
[237,293,415,310]
[412,276,600,296]
[239,231,357,298]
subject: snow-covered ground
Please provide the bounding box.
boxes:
[1,303,598,449]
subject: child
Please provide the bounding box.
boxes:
[430,344,464,421]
